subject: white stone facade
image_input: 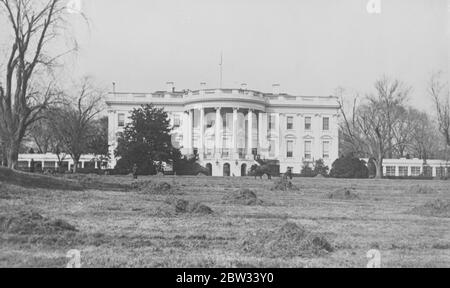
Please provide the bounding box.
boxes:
[106,85,340,176]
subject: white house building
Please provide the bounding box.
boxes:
[106,83,340,176]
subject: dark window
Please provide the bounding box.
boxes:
[323,117,330,131]
[305,117,312,131]
[118,113,125,127]
[287,116,294,130]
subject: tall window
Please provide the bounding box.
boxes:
[287,140,294,158]
[287,116,294,130]
[268,115,276,130]
[385,166,396,177]
[118,113,125,127]
[322,141,330,159]
[173,114,181,128]
[304,141,312,160]
[305,117,312,131]
[323,117,330,131]
[411,167,421,176]
[399,166,408,177]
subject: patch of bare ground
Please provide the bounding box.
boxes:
[241,222,333,258]
[409,199,450,218]
[222,189,265,206]
[327,187,360,200]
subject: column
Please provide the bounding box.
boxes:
[279,113,286,159]
[215,108,221,158]
[182,111,189,154]
[247,109,253,158]
[199,108,205,160]
[188,109,193,154]
[233,108,238,158]
[258,112,264,156]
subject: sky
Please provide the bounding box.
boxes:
[2,0,449,111]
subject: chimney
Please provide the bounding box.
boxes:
[166,82,175,92]
[200,82,207,90]
[241,83,248,90]
[272,84,281,95]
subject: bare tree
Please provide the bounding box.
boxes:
[0,0,73,169]
[50,78,104,173]
[429,71,450,146]
[338,77,410,178]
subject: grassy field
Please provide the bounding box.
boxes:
[0,173,449,268]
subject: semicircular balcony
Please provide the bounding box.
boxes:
[184,89,267,112]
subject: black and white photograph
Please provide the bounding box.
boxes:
[0,0,449,271]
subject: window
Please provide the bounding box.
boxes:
[423,166,433,177]
[305,117,312,131]
[269,115,276,130]
[304,141,312,160]
[399,166,408,177]
[173,115,181,128]
[287,116,294,130]
[411,167,421,177]
[118,113,125,127]
[287,140,294,158]
[323,117,330,131]
[322,141,330,159]
[436,167,444,178]
[385,166,396,177]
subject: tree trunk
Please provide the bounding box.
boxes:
[375,156,383,179]
[72,160,78,173]
[6,142,19,170]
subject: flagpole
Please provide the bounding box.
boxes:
[220,52,223,89]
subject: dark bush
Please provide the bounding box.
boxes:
[300,163,315,177]
[329,156,369,179]
[173,157,209,176]
[115,158,157,176]
[313,159,329,177]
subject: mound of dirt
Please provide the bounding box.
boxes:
[133,181,182,195]
[327,187,360,200]
[222,189,264,206]
[410,199,450,218]
[271,178,299,192]
[0,211,78,235]
[411,185,437,195]
[241,222,333,258]
[0,167,83,191]
[189,202,214,215]
[158,198,214,216]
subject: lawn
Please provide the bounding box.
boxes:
[0,173,449,268]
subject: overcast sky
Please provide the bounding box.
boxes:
[3,0,449,111]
